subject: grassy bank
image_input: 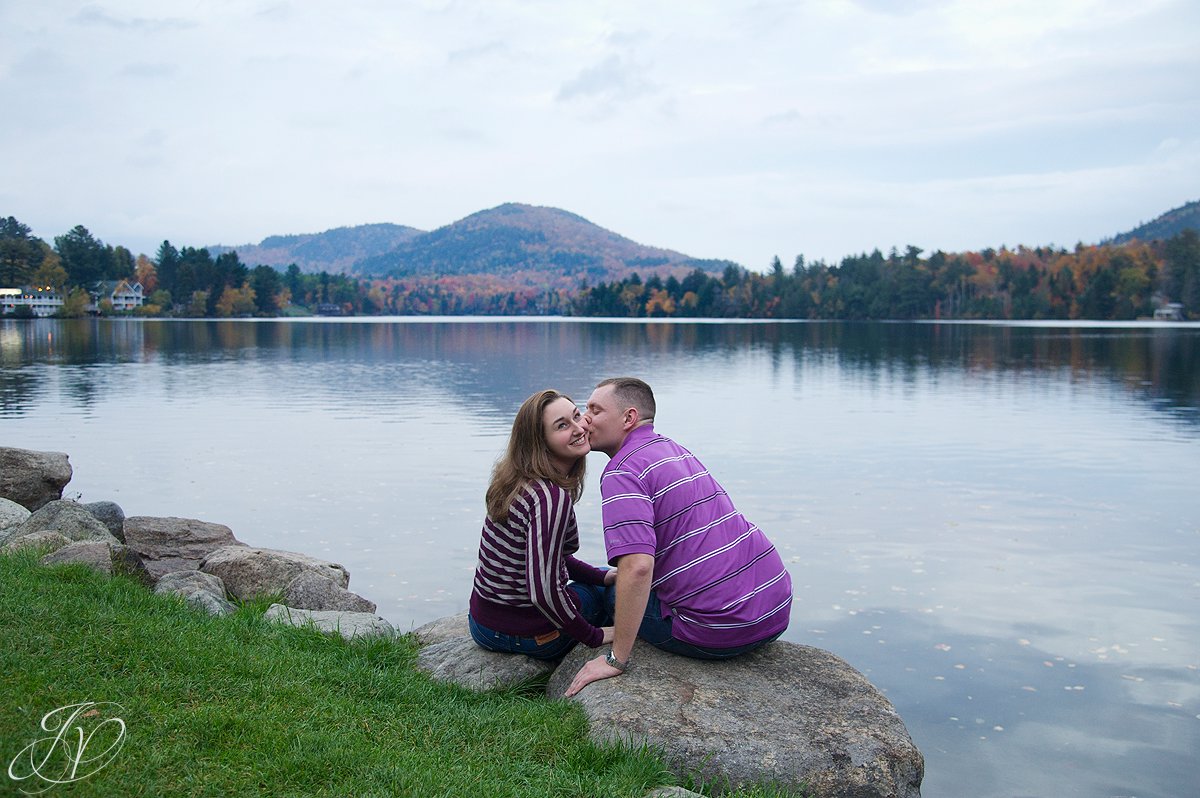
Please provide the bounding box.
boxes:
[2,549,683,797]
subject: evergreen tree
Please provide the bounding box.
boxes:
[108,245,135,280]
[54,225,109,286]
[251,265,283,315]
[1164,229,1200,306]
[156,241,180,297]
[0,216,45,286]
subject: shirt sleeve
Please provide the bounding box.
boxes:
[524,482,604,647]
[600,465,657,564]
[565,555,607,586]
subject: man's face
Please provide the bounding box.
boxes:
[584,384,626,457]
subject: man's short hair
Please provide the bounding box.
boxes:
[597,377,656,421]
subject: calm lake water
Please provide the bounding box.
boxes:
[2,317,1198,798]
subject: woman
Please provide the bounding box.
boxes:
[468,389,615,659]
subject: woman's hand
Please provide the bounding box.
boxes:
[600,626,615,645]
[603,568,618,586]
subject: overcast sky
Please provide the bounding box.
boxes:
[2,1,1197,269]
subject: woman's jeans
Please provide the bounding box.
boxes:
[637,590,782,660]
[468,582,612,660]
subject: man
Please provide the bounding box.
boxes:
[565,377,792,696]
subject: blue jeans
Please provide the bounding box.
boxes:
[636,590,782,660]
[468,582,612,660]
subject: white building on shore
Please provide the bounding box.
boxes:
[0,286,64,317]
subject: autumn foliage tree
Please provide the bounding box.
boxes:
[573,234,1198,321]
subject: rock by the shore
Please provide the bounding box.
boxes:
[40,540,153,586]
[417,636,556,691]
[123,516,244,580]
[0,498,32,532]
[2,529,71,554]
[546,640,924,798]
[263,604,394,640]
[2,500,118,548]
[410,610,470,645]
[409,611,559,691]
[200,546,350,602]
[155,569,237,616]
[41,540,117,573]
[83,501,126,541]
[0,446,73,511]
[282,569,376,613]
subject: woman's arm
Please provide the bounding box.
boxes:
[565,554,608,585]
[524,482,605,648]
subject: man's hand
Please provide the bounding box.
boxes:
[603,567,618,586]
[565,654,622,697]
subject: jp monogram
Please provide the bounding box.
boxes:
[7,701,127,794]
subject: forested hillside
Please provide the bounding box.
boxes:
[1111,199,1199,245]
[3,200,1198,319]
[354,203,718,287]
[208,223,424,274]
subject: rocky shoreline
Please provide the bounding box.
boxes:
[1,445,924,798]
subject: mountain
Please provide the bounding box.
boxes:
[1110,199,1200,245]
[354,203,724,284]
[209,223,424,274]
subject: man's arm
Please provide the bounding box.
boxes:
[564,552,653,697]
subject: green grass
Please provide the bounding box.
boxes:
[1,549,675,797]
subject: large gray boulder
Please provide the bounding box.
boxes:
[263,604,394,640]
[410,613,562,692]
[2,500,118,548]
[410,610,470,645]
[0,447,72,511]
[282,570,376,613]
[547,641,924,798]
[41,540,117,574]
[83,501,126,542]
[417,636,556,691]
[122,516,244,580]
[0,497,32,532]
[40,540,152,586]
[155,569,236,616]
[2,530,71,554]
[200,546,350,602]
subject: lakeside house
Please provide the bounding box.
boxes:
[91,280,145,312]
[0,286,64,316]
[1153,302,1185,321]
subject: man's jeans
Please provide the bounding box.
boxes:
[635,590,782,660]
[468,582,612,660]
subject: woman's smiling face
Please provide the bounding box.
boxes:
[542,396,590,474]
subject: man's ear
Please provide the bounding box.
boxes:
[622,406,640,431]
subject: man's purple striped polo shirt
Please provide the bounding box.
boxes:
[600,424,793,648]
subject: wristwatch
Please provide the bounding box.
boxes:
[605,649,629,672]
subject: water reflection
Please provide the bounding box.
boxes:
[3,319,1199,424]
[811,608,1199,798]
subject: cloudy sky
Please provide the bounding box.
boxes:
[2,1,1197,269]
